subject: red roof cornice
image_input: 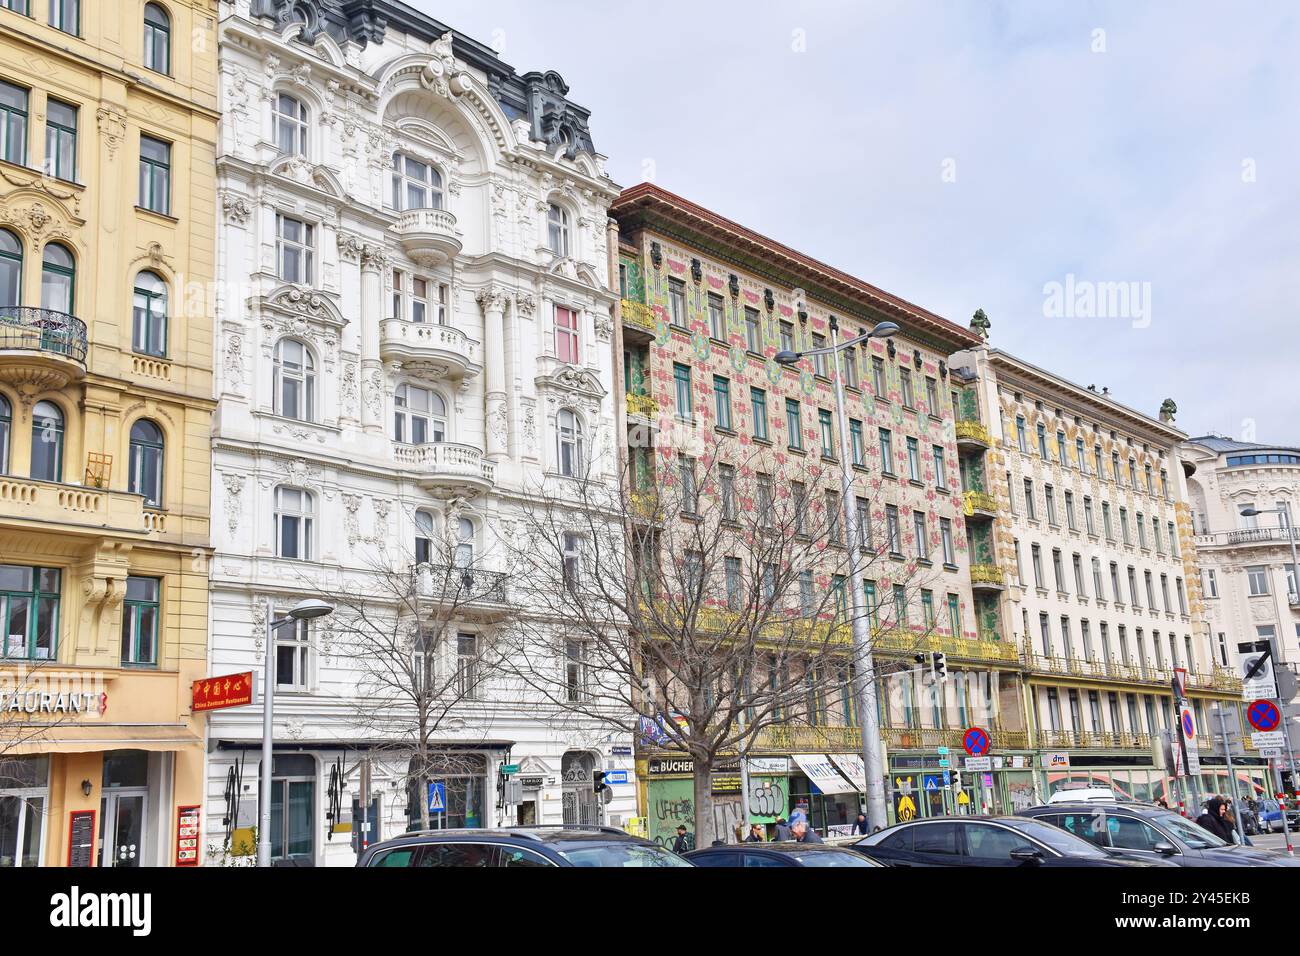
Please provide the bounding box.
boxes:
[611,182,981,351]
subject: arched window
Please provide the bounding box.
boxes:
[40,244,74,314]
[557,409,583,477]
[0,229,22,307]
[394,384,446,445]
[391,153,442,211]
[273,339,315,421]
[0,393,10,474]
[30,400,63,483]
[273,93,309,157]
[132,271,168,357]
[143,2,171,75]
[547,203,570,256]
[454,517,474,568]
[128,419,164,508]
[274,486,314,559]
[414,509,435,565]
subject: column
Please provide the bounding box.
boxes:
[359,245,387,433]
[477,286,508,460]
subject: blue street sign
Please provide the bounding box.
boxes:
[938,759,950,768]
[942,770,951,786]
[603,770,630,785]
[923,775,940,792]
[428,781,446,813]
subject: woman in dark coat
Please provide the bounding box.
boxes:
[1196,797,1234,842]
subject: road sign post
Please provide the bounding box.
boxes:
[1213,705,1246,845]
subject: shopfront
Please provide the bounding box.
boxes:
[886,751,1039,823]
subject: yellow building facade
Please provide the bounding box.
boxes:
[0,0,216,867]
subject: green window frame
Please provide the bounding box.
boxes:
[712,375,731,430]
[0,565,60,661]
[785,398,801,450]
[138,134,171,214]
[143,2,171,75]
[0,1,29,16]
[863,580,879,628]
[672,363,691,420]
[132,271,168,357]
[121,575,160,666]
[948,594,961,637]
[44,98,77,181]
[750,387,767,441]
[0,79,28,166]
[49,0,79,34]
[818,408,834,458]
[1,226,23,306]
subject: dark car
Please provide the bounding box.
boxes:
[684,842,883,867]
[851,815,1171,867]
[356,825,693,868]
[1019,802,1300,867]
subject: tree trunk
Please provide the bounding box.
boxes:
[692,753,715,847]
[417,740,431,831]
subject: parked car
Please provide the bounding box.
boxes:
[1046,786,1118,804]
[356,825,694,867]
[1254,799,1300,834]
[850,816,1169,867]
[684,843,883,867]
[1019,802,1300,866]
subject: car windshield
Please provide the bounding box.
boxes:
[1011,818,1110,857]
[1152,812,1228,849]
[555,842,693,867]
[787,849,878,867]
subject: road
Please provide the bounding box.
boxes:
[1248,830,1295,852]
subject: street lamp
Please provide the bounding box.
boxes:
[776,317,900,831]
[257,598,334,868]
[1239,504,1299,834]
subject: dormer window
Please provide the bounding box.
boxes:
[392,153,442,211]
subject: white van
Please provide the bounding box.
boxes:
[1047,786,1118,804]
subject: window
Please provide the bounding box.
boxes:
[1128,567,1140,607]
[720,464,737,522]
[1057,430,1068,466]
[414,510,435,564]
[920,589,935,627]
[1044,484,1057,525]
[554,306,579,363]
[1084,496,1095,535]
[143,2,171,73]
[274,487,314,560]
[724,555,742,609]
[455,518,475,568]
[791,482,807,536]
[1076,438,1086,471]
[826,489,841,543]
[1168,522,1179,558]
[785,399,802,450]
[564,639,589,702]
[750,387,767,440]
[1038,614,1053,657]
[1013,539,1023,584]
[799,570,816,618]
[871,356,886,397]
[121,576,160,666]
[947,594,961,636]
[940,518,955,566]
[1137,512,1146,549]
[818,409,834,458]
[44,99,77,181]
[899,368,914,407]
[1064,491,1076,530]
[1007,471,1016,513]
[744,307,762,353]
[1092,558,1104,600]
[1015,416,1028,454]
[913,511,929,561]
[757,474,773,527]
[276,214,314,283]
[561,531,581,589]
[713,376,732,430]
[275,616,310,691]
[667,279,686,327]
[843,348,860,389]
[0,228,20,305]
[679,455,697,515]
[906,437,921,481]
[1094,445,1104,476]
[1110,563,1122,604]
[673,363,691,419]
[128,420,164,508]
[778,320,795,353]
[0,755,47,867]
[557,409,584,477]
[879,428,894,473]
[49,0,78,34]
[1023,478,1036,520]
[391,153,442,210]
[885,505,901,554]
[1202,568,1218,598]
[29,400,62,482]
[1247,566,1270,596]
[811,333,828,378]
[1031,544,1044,589]
[856,497,872,552]
[273,94,309,157]
[1036,422,1048,458]
[546,203,570,256]
[131,271,167,357]
[0,565,59,661]
[0,393,9,474]
[273,340,316,421]
[1102,502,1113,540]
[892,585,908,627]
[850,420,865,466]
[138,135,171,214]
[925,377,939,415]
[1052,549,1066,593]
[707,293,725,340]
[0,80,27,166]
[933,446,947,489]
[394,384,446,445]
[40,243,74,313]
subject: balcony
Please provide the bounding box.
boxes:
[1185,665,1243,694]
[415,563,510,617]
[962,490,998,519]
[1197,526,1300,549]
[379,319,482,381]
[1023,652,1172,687]
[753,723,864,754]
[954,419,991,452]
[621,299,657,337]
[885,726,1031,751]
[391,208,462,267]
[1036,729,1152,751]
[0,307,88,393]
[393,442,494,499]
[873,626,1021,665]
[969,563,1006,592]
[625,392,658,420]
[0,476,158,538]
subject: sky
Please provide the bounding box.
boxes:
[413,0,1300,446]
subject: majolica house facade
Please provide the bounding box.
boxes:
[0,0,217,867]
[1183,435,1300,699]
[950,340,1255,802]
[206,0,632,865]
[610,185,1033,837]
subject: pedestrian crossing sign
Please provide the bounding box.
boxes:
[428,781,446,813]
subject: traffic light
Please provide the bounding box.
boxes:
[932,652,948,682]
[593,770,607,794]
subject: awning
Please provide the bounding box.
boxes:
[790,753,857,795]
[829,753,867,792]
[5,724,201,755]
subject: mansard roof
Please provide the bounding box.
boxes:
[250,0,598,158]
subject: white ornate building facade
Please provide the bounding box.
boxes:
[1183,435,1300,695]
[206,0,631,865]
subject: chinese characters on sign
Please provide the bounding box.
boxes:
[192,672,255,713]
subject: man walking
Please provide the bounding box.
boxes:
[791,820,823,844]
[671,824,695,854]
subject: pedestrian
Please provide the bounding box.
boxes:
[773,816,792,841]
[851,812,869,835]
[671,824,695,854]
[744,823,766,843]
[791,820,824,844]
[1195,797,1234,843]
[789,800,809,828]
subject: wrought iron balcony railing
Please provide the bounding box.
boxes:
[0,306,88,364]
[416,564,509,605]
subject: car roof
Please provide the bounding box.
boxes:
[364,825,650,852]
[1021,802,1163,816]
[688,842,856,855]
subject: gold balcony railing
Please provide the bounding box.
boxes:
[1036,730,1153,751]
[753,724,864,754]
[969,564,1005,587]
[626,393,658,418]
[1022,653,1173,687]
[873,626,1020,664]
[963,490,998,516]
[885,726,1031,751]
[955,419,992,447]
[621,299,656,333]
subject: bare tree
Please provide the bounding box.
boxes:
[505,423,941,845]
